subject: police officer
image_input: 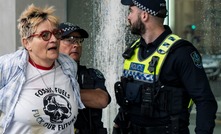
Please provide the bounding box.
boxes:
[113,0,217,134]
[59,22,111,134]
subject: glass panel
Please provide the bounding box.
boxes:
[174,0,221,133]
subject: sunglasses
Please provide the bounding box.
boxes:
[27,29,63,41]
[62,36,84,45]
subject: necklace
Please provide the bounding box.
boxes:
[29,59,56,89]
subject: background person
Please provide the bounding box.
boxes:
[59,22,111,134]
[113,0,217,134]
[0,4,84,134]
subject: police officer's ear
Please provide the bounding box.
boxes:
[141,11,149,21]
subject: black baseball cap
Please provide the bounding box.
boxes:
[121,0,167,18]
[59,22,89,38]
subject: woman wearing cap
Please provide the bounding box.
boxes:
[0,4,84,134]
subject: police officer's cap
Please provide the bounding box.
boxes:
[121,0,167,18]
[59,22,89,38]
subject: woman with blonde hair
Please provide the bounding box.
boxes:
[0,4,84,134]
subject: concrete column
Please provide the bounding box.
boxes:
[0,0,16,56]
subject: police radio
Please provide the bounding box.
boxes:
[122,47,135,59]
[141,86,154,117]
[122,41,140,59]
[141,56,159,117]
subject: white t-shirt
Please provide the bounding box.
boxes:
[6,62,78,134]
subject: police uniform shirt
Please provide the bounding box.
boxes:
[137,25,217,132]
[75,65,111,130]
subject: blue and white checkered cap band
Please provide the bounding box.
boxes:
[123,70,155,83]
[61,22,79,32]
[59,22,88,38]
[132,0,158,16]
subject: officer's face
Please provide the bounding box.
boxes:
[59,32,83,62]
[128,6,146,35]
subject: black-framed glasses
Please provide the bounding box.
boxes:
[27,29,63,41]
[62,36,84,45]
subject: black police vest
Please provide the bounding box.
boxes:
[75,65,104,131]
[121,36,191,122]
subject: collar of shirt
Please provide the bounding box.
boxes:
[139,25,172,59]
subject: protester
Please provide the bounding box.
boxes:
[0,5,84,134]
[113,0,218,134]
[59,22,111,134]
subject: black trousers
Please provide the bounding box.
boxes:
[75,128,107,134]
[131,124,190,134]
